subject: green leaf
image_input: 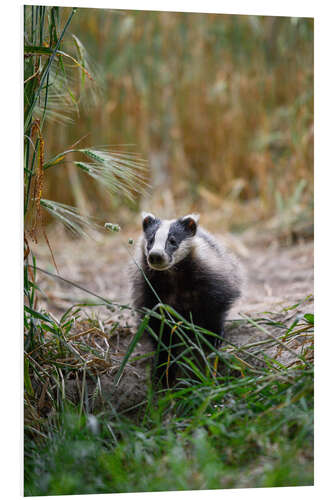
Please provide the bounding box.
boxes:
[24,305,53,324]
[304,313,314,325]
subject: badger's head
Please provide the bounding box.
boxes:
[141,212,200,271]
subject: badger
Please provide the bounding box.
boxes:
[130,212,243,387]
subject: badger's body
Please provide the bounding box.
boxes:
[130,213,243,386]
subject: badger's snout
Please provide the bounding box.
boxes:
[148,250,169,270]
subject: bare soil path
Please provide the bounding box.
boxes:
[32,225,313,319]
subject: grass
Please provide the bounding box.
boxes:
[24,258,314,495]
[24,357,313,494]
[42,10,313,230]
[25,393,313,495]
[24,5,147,244]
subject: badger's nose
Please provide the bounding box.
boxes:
[148,251,164,266]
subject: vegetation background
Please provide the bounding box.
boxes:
[24,5,314,497]
[38,7,313,232]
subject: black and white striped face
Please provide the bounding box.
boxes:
[142,212,200,271]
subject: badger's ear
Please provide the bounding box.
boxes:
[141,212,156,231]
[180,213,200,236]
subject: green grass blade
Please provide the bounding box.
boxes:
[113,315,149,387]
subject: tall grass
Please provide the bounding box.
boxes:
[23,4,148,461]
[24,5,147,245]
[43,10,313,227]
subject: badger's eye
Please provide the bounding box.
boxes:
[169,236,177,246]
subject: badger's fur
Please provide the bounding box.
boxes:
[130,212,243,386]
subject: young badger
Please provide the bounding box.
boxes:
[131,212,243,386]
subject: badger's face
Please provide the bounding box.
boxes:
[141,212,200,271]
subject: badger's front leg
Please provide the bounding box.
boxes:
[213,312,227,349]
[195,305,227,350]
[146,316,176,388]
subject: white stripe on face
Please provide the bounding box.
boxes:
[172,238,192,264]
[151,220,172,253]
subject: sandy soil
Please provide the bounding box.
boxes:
[31,224,313,319]
[30,224,314,412]
[31,223,313,309]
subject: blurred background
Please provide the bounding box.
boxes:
[40,7,313,235]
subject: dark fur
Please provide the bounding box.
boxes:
[131,219,242,387]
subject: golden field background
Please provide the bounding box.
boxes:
[40,8,313,233]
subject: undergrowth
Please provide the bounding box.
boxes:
[24,257,314,495]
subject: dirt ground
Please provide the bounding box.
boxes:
[30,223,314,412]
[31,222,314,319]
